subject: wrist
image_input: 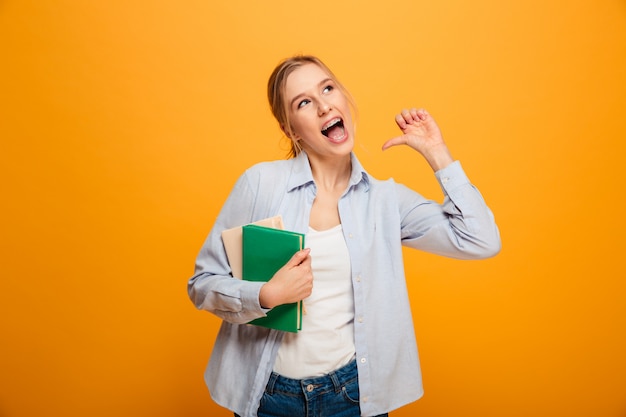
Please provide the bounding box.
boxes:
[423,144,454,172]
[259,283,279,309]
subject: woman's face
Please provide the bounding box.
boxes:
[283,63,355,160]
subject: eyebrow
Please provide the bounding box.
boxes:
[289,78,334,108]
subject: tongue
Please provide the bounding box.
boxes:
[326,125,345,141]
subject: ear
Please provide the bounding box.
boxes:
[280,124,299,140]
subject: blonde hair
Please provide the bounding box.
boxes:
[267,55,356,158]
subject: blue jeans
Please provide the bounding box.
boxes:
[235,359,388,417]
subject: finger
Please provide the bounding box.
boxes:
[395,113,407,130]
[298,254,312,270]
[401,109,413,124]
[287,248,311,267]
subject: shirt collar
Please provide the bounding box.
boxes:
[287,151,370,192]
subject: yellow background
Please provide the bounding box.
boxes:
[1,1,625,416]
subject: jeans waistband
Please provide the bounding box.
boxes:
[265,359,358,398]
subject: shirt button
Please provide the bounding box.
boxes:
[358,316,364,323]
[362,396,368,402]
[442,177,449,184]
[306,384,314,392]
[348,233,353,238]
[360,357,367,364]
[356,275,361,282]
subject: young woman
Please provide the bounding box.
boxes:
[188,55,501,417]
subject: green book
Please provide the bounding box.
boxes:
[242,224,305,333]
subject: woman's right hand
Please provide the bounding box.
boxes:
[382,108,454,172]
[258,248,313,309]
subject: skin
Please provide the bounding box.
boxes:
[259,63,454,309]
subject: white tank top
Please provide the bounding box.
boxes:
[273,224,356,379]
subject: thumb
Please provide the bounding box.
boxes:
[382,135,406,151]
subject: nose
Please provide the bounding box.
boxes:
[318,101,331,116]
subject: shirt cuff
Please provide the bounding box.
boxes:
[241,280,270,317]
[434,160,470,193]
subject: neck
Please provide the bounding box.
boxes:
[308,153,352,192]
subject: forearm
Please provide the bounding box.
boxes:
[188,271,268,323]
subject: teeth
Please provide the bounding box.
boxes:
[322,117,341,131]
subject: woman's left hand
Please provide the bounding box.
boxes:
[382,108,454,171]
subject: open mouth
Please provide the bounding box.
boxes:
[321,117,346,141]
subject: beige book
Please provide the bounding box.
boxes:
[221,215,284,278]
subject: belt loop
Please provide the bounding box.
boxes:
[265,372,278,394]
[329,370,341,393]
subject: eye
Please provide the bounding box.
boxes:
[297,98,311,109]
[322,84,334,94]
